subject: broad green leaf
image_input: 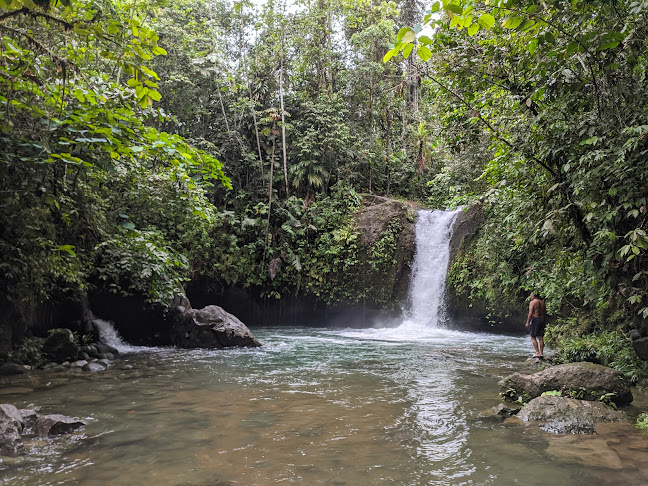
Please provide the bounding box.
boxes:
[403,43,414,59]
[430,1,440,13]
[383,47,399,63]
[519,19,535,31]
[417,45,432,61]
[529,38,538,54]
[152,46,167,56]
[545,31,556,44]
[598,40,620,50]
[446,3,464,15]
[402,30,415,43]
[397,27,411,42]
[467,23,479,36]
[418,35,434,45]
[478,14,495,30]
[503,17,523,29]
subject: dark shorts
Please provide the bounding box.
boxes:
[530,317,546,338]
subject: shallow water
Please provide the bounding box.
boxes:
[1,325,648,485]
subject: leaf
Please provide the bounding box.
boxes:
[478,14,495,30]
[417,45,432,61]
[446,3,464,14]
[467,23,479,36]
[402,30,415,44]
[545,31,556,44]
[598,40,620,51]
[403,43,414,59]
[580,136,599,146]
[430,1,440,13]
[418,35,434,45]
[152,46,167,56]
[503,17,523,30]
[383,47,399,63]
[396,27,411,42]
[122,221,136,230]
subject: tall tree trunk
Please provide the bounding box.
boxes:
[263,133,277,270]
[385,103,392,196]
[239,8,264,177]
[279,26,289,194]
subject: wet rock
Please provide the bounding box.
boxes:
[499,362,633,406]
[169,305,261,349]
[43,328,79,363]
[80,345,99,359]
[516,396,627,423]
[70,360,88,368]
[493,403,520,417]
[539,421,596,435]
[79,352,90,361]
[32,414,85,437]
[0,363,26,375]
[632,336,648,361]
[83,362,105,372]
[96,343,119,356]
[97,359,111,367]
[18,409,38,430]
[0,404,24,456]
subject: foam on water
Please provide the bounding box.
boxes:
[93,318,153,353]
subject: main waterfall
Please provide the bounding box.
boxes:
[405,209,462,327]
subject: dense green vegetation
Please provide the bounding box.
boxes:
[2,0,648,378]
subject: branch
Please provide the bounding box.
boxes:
[0,7,74,30]
[0,24,77,71]
[425,71,557,177]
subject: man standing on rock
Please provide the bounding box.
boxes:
[526,292,547,358]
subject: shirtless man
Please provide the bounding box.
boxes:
[525,292,547,358]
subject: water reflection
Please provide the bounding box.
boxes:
[0,327,647,485]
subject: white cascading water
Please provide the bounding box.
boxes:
[93,318,143,353]
[405,208,462,327]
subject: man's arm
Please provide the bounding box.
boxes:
[526,300,535,327]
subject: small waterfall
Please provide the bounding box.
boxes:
[93,318,142,353]
[406,209,462,327]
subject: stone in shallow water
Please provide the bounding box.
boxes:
[539,421,596,435]
[0,403,24,456]
[32,414,85,437]
[516,396,626,423]
[83,362,106,372]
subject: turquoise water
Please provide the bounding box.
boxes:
[1,325,647,485]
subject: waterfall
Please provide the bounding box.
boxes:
[406,209,462,327]
[93,318,142,353]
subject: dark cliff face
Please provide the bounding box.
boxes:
[352,195,418,308]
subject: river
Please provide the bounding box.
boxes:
[1,326,648,485]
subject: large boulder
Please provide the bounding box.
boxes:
[499,362,633,406]
[169,305,261,349]
[517,396,627,424]
[43,328,79,363]
[0,404,24,456]
[515,396,627,435]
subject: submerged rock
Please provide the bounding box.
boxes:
[32,414,85,437]
[517,396,627,423]
[499,362,633,406]
[169,305,261,349]
[539,421,596,435]
[0,363,26,375]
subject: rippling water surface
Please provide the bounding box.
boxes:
[1,324,648,485]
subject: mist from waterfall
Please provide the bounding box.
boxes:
[405,209,462,328]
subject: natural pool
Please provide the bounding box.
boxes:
[1,325,648,485]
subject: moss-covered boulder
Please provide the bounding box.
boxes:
[42,329,79,363]
[499,362,633,406]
